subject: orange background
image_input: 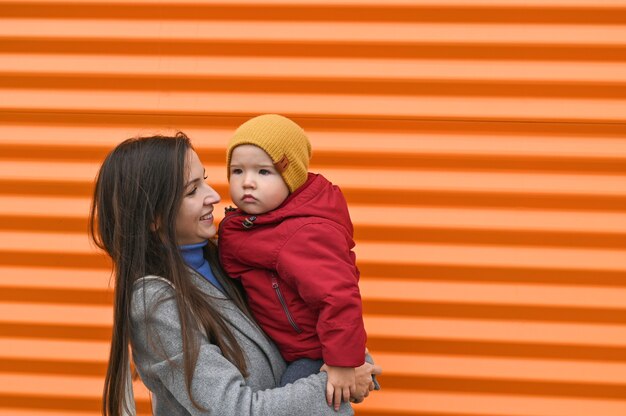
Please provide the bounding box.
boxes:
[2,1,626,415]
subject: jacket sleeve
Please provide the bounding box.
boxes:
[276,223,367,367]
[131,280,354,416]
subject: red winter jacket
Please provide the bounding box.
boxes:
[218,173,366,367]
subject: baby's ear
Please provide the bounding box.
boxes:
[274,154,289,173]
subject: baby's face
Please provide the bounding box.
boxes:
[228,145,290,215]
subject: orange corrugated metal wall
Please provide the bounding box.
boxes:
[2,1,626,415]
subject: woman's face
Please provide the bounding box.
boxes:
[175,149,221,245]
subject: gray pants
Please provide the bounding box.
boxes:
[279,356,380,389]
[279,358,324,386]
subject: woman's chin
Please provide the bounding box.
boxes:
[201,226,217,240]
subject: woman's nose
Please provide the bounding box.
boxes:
[204,186,221,204]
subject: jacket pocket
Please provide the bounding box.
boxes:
[271,276,302,334]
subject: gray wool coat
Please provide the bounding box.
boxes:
[130,272,354,415]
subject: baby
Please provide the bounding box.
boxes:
[218,114,373,409]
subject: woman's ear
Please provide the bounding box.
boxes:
[151,219,172,245]
[150,217,161,232]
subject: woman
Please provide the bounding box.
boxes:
[89,133,381,415]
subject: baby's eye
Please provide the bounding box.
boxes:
[259,169,271,175]
[231,168,243,175]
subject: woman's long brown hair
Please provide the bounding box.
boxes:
[89,133,252,415]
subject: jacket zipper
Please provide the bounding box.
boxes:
[219,208,258,232]
[218,209,243,234]
[271,276,302,334]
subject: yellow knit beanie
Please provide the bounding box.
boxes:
[227,114,312,193]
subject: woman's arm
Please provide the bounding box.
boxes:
[131,279,353,416]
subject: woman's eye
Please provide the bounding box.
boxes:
[187,187,197,196]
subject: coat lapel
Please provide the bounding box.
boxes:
[190,272,283,384]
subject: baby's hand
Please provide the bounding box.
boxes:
[322,365,355,411]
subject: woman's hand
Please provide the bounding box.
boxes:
[352,361,382,403]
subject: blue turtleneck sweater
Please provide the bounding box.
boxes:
[180,240,224,292]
